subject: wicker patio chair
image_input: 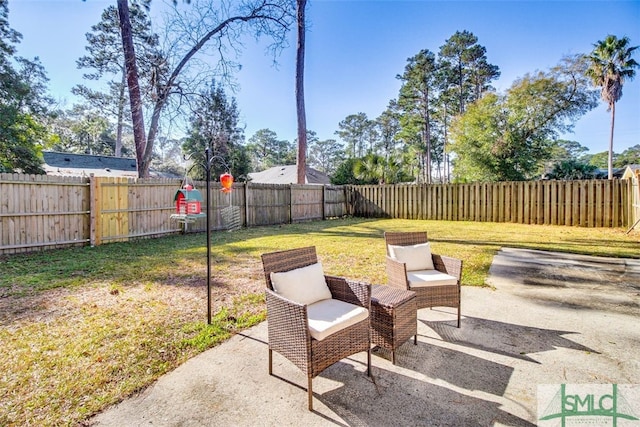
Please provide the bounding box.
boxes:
[261,246,372,411]
[384,231,462,327]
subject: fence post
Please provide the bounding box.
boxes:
[344,186,350,216]
[289,184,293,224]
[626,174,640,233]
[244,182,249,228]
[89,174,101,246]
[322,185,327,220]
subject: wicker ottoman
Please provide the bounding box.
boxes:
[370,285,417,364]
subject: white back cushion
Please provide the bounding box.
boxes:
[388,242,435,271]
[270,262,332,305]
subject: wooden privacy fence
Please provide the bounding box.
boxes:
[1,174,636,255]
[242,183,345,227]
[0,174,90,252]
[347,180,634,227]
[0,174,347,255]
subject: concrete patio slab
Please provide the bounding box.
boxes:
[89,248,640,426]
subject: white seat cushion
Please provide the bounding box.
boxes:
[306,299,369,341]
[407,269,458,288]
[388,242,435,271]
[270,262,332,306]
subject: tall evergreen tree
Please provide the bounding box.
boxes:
[397,49,438,183]
[433,76,458,182]
[0,0,51,173]
[438,30,500,114]
[308,137,343,175]
[66,105,115,155]
[335,112,375,158]
[375,100,402,160]
[247,128,295,171]
[75,4,160,157]
[182,81,244,180]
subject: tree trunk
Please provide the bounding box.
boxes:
[458,61,464,114]
[295,0,307,185]
[608,102,615,180]
[424,87,431,184]
[115,72,126,157]
[117,0,148,177]
[443,106,449,183]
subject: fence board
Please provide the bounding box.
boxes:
[564,181,571,226]
[579,181,588,227]
[515,182,523,224]
[549,181,556,225]
[560,181,567,225]
[615,179,623,227]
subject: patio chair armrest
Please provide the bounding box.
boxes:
[324,275,371,309]
[385,256,409,290]
[265,289,311,353]
[432,254,463,283]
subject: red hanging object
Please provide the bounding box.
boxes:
[220,172,234,193]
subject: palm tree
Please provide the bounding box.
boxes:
[586,35,639,179]
[354,154,386,184]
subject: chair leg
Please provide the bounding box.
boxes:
[268,349,273,375]
[308,377,313,411]
[414,334,418,345]
[457,305,461,328]
[367,347,372,376]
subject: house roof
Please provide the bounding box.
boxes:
[595,167,626,179]
[248,165,330,185]
[43,151,139,177]
[42,151,180,178]
[621,164,640,180]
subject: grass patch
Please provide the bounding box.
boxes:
[0,217,638,425]
[180,295,266,351]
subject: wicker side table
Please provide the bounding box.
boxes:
[370,285,417,364]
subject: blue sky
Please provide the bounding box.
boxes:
[9,0,640,156]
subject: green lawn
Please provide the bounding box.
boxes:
[1,217,638,426]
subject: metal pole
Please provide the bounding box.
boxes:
[203,148,232,325]
[205,147,212,325]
